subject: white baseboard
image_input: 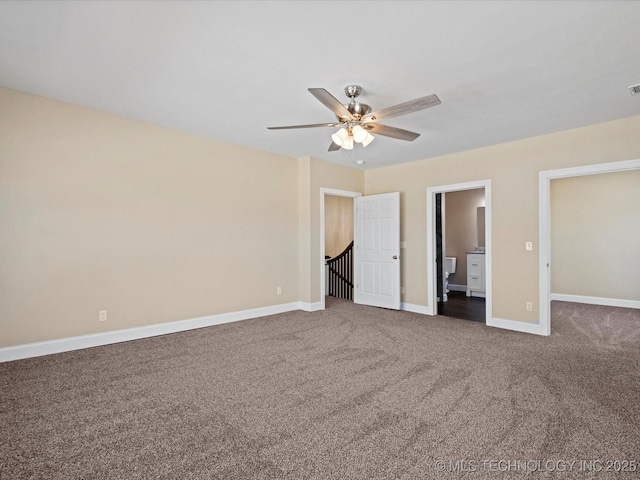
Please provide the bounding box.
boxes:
[550,293,640,310]
[401,302,433,315]
[0,302,302,363]
[4,297,576,362]
[487,317,549,336]
[401,303,548,337]
[447,284,467,292]
[299,301,324,312]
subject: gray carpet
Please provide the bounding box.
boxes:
[1,299,639,479]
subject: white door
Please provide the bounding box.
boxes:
[354,192,401,309]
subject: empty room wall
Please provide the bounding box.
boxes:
[0,88,300,347]
[551,170,640,302]
[365,114,640,324]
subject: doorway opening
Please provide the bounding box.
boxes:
[436,189,486,323]
[539,158,640,335]
[320,188,361,310]
[427,180,492,324]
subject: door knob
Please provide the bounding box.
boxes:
[393,255,398,259]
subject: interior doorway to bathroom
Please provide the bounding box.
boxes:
[428,183,490,323]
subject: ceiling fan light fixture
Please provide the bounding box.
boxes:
[352,125,368,143]
[331,127,349,146]
[362,132,375,147]
[342,135,354,150]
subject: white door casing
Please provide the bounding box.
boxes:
[426,180,492,320]
[354,192,401,310]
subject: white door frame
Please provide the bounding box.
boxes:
[539,158,640,335]
[426,180,492,323]
[320,188,362,310]
[438,193,447,302]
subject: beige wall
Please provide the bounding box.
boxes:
[324,195,354,258]
[2,86,639,348]
[0,88,300,347]
[365,114,640,322]
[551,170,640,301]
[445,188,485,285]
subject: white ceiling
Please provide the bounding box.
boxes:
[1,1,639,169]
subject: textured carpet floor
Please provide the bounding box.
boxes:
[1,299,639,479]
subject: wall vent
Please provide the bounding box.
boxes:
[629,84,640,95]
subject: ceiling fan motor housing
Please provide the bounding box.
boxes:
[339,85,371,120]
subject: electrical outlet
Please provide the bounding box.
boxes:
[276,286,282,295]
[525,241,533,251]
[99,310,108,322]
[526,302,533,312]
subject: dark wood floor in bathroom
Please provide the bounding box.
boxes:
[438,290,486,323]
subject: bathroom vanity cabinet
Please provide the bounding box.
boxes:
[466,252,485,298]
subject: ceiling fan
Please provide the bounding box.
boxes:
[267,85,441,151]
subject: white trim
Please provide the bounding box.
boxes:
[401,302,433,315]
[299,301,324,312]
[488,317,548,336]
[395,301,548,336]
[441,194,447,304]
[319,188,362,311]
[320,187,362,198]
[427,180,492,321]
[539,158,640,336]
[0,302,301,363]
[540,158,640,179]
[539,168,552,336]
[551,293,640,310]
[426,191,437,315]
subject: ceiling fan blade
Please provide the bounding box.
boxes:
[365,123,421,141]
[308,88,352,119]
[363,94,441,122]
[267,122,340,130]
[328,141,341,151]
